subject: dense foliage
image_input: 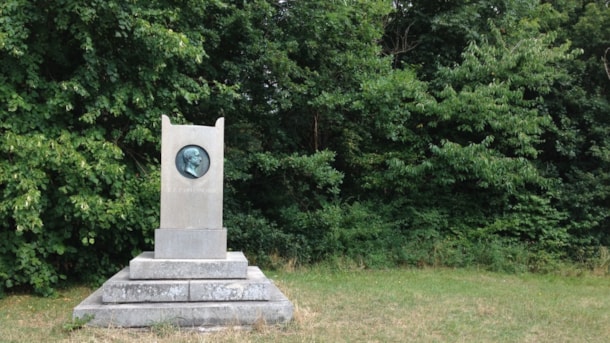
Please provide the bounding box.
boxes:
[1,0,608,295]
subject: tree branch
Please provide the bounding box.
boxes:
[602,48,610,80]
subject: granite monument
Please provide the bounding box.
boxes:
[73,115,293,328]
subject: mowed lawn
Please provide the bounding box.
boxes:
[1,267,608,342]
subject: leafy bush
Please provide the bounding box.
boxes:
[1,0,608,296]
[402,236,547,274]
[0,0,217,295]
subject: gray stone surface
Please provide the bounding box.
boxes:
[190,267,270,302]
[103,267,270,303]
[129,252,248,280]
[154,228,227,259]
[73,280,293,328]
[103,269,189,303]
[160,115,224,230]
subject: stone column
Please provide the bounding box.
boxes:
[155,115,226,259]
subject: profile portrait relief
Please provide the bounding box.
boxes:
[175,145,210,179]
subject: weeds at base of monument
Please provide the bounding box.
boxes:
[150,320,180,337]
[252,315,268,333]
[63,314,94,332]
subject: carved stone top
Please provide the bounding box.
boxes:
[160,115,224,230]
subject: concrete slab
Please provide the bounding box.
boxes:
[103,267,270,303]
[73,282,293,328]
[155,228,227,259]
[190,267,270,302]
[129,252,248,279]
[103,268,189,303]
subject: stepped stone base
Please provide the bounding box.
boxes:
[103,267,271,303]
[73,281,292,328]
[73,251,293,328]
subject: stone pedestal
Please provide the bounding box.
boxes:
[73,253,292,327]
[154,229,227,259]
[102,265,271,303]
[130,252,248,279]
[73,284,293,328]
[72,116,293,328]
[72,252,292,328]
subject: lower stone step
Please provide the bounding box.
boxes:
[103,266,271,303]
[73,278,293,328]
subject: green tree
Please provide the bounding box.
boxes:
[540,1,610,249]
[212,0,419,265]
[375,1,591,261]
[2,0,608,296]
[0,0,234,295]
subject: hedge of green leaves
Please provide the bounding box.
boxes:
[1,0,608,296]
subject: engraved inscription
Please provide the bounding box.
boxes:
[165,187,207,193]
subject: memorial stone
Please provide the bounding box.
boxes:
[73,116,293,328]
[156,116,226,259]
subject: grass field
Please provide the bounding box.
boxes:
[0,267,608,342]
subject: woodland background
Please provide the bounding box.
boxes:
[1,0,608,296]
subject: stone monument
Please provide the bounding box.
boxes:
[73,115,293,328]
